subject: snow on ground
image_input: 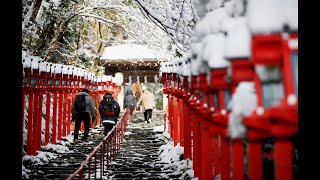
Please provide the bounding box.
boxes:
[22,134,74,177]
[158,141,195,179]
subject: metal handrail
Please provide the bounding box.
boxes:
[67,109,129,180]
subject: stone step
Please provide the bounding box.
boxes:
[108,168,174,173]
[119,147,160,152]
[115,157,160,163]
[25,174,70,180]
[111,178,176,180]
[33,163,81,169]
[110,172,181,179]
[107,162,159,169]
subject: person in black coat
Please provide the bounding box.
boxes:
[98,92,120,136]
[71,88,96,142]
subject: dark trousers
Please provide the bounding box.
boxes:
[102,122,115,136]
[74,112,90,140]
[144,109,153,121]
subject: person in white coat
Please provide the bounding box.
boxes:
[137,86,155,123]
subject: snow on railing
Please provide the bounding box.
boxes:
[106,75,112,82]
[190,42,202,76]
[161,62,167,73]
[79,69,84,77]
[194,7,229,40]
[182,54,191,77]
[54,64,63,74]
[61,65,68,74]
[247,0,298,34]
[31,56,41,70]
[50,63,55,74]
[227,81,257,139]
[84,70,88,79]
[166,62,171,74]
[22,56,32,69]
[223,17,251,60]
[202,33,230,69]
[176,58,183,76]
[39,61,47,72]
[97,76,102,83]
[88,72,92,81]
[68,66,74,75]
[73,67,78,76]
[94,76,98,83]
[46,63,52,73]
[172,59,178,74]
[102,75,107,82]
[160,62,168,74]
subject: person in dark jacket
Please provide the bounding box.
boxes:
[123,89,137,121]
[71,88,96,142]
[98,92,120,136]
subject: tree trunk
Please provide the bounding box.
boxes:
[30,0,43,22]
[97,22,103,54]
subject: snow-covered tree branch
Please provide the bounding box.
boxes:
[134,0,197,53]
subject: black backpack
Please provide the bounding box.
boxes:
[75,94,86,112]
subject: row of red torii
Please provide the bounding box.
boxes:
[22,59,122,156]
[161,32,298,180]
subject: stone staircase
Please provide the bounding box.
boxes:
[104,129,179,180]
[104,111,182,179]
[22,111,182,180]
[22,127,105,180]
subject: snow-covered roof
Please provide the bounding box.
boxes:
[100,43,163,61]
